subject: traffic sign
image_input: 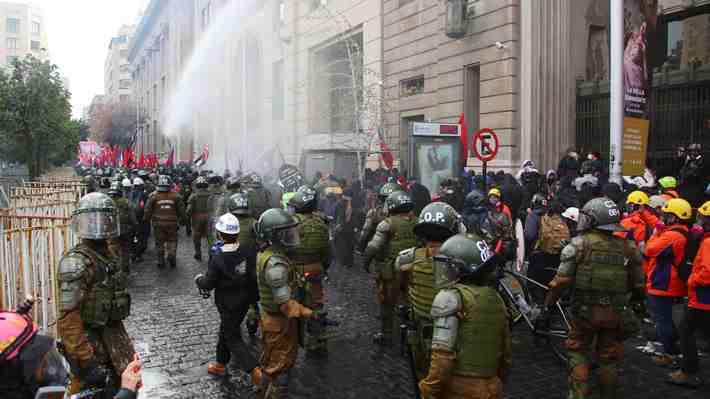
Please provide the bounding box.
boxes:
[472,128,499,162]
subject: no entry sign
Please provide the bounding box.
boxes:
[472,128,499,162]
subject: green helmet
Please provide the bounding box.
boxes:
[255,208,300,247]
[228,192,250,216]
[578,197,623,232]
[157,175,171,192]
[108,181,122,197]
[379,182,403,201]
[288,188,317,213]
[72,192,119,240]
[433,234,497,289]
[385,191,413,215]
[414,202,461,241]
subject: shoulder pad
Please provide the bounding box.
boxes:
[396,247,417,271]
[264,261,289,287]
[375,220,391,234]
[570,235,586,249]
[58,253,90,282]
[266,254,290,268]
[431,289,461,318]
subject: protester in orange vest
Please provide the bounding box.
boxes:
[644,198,693,366]
[617,191,657,244]
[668,200,710,388]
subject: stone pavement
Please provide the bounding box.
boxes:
[125,232,708,399]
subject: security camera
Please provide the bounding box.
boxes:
[495,41,506,50]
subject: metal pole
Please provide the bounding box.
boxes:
[609,0,624,185]
[242,39,248,169]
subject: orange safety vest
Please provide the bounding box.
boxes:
[688,233,710,311]
[645,224,688,298]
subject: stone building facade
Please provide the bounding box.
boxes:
[104,25,136,104]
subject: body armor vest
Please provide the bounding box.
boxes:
[238,217,256,252]
[72,244,130,327]
[409,246,440,319]
[292,213,329,265]
[575,231,630,308]
[453,284,506,377]
[151,192,179,226]
[257,249,296,314]
[381,215,418,279]
[191,191,211,219]
[113,197,133,235]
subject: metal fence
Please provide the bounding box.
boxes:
[576,66,710,172]
[0,177,84,336]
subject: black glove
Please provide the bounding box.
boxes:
[80,361,110,388]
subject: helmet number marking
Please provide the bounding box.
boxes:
[423,212,446,223]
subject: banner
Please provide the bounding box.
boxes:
[622,0,657,175]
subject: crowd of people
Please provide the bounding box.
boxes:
[1,144,709,399]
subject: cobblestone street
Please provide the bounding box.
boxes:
[125,232,708,399]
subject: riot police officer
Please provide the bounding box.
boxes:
[187,176,211,261]
[251,208,317,399]
[356,182,402,256]
[57,192,136,396]
[364,191,418,344]
[245,172,272,219]
[419,234,511,398]
[544,197,644,399]
[108,181,137,273]
[397,202,463,379]
[206,174,226,249]
[228,191,261,336]
[130,177,149,262]
[195,213,259,377]
[288,186,332,352]
[144,175,186,269]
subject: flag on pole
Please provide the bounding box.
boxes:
[165,147,175,168]
[379,139,394,170]
[193,144,210,167]
[137,151,145,168]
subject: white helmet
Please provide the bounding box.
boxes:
[132,177,144,186]
[122,178,132,188]
[215,213,240,235]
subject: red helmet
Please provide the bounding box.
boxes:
[0,311,38,362]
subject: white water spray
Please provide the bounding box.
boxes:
[164,0,268,173]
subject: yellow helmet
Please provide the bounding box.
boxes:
[699,201,710,217]
[488,188,501,198]
[626,191,649,206]
[661,198,693,220]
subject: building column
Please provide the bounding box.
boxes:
[520,0,574,172]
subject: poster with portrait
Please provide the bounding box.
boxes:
[622,0,657,175]
[415,141,456,194]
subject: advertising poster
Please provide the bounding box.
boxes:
[622,0,657,175]
[416,142,455,194]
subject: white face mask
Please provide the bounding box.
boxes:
[587,154,594,160]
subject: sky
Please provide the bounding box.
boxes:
[32,0,148,118]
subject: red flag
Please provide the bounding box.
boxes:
[379,138,394,170]
[458,112,469,168]
[165,148,174,168]
[138,151,145,168]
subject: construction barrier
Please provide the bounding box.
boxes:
[0,176,83,336]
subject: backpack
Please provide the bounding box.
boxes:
[536,214,571,255]
[669,227,698,282]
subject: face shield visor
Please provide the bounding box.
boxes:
[71,208,119,240]
[433,255,462,290]
[275,226,300,248]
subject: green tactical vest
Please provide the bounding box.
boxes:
[380,215,418,279]
[238,217,256,252]
[453,284,506,377]
[257,249,296,313]
[575,231,630,308]
[73,244,131,327]
[191,191,211,215]
[292,213,329,265]
[113,197,133,235]
[409,247,439,319]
